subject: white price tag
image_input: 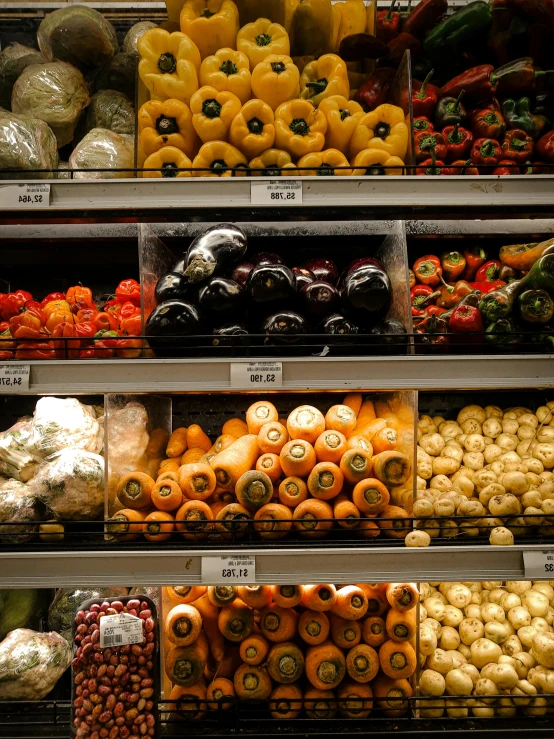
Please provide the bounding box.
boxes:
[524,550,554,579]
[99,613,143,648]
[251,180,302,205]
[0,365,30,393]
[0,184,51,209]
[231,361,283,388]
[202,555,256,584]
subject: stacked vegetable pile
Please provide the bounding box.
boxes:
[410,400,554,548]
[107,394,413,544]
[410,236,554,348]
[0,279,143,360]
[418,580,554,718]
[162,582,417,719]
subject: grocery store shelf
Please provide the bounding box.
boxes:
[0,544,546,587]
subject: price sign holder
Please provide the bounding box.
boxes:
[0,365,30,393]
[0,184,51,209]
[201,555,256,584]
[251,180,302,205]
[231,361,283,388]
[524,550,554,579]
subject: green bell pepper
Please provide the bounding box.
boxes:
[434,90,467,128]
[485,318,523,345]
[501,97,550,140]
[518,289,554,324]
[423,2,491,58]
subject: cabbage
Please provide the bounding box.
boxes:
[69,128,134,179]
[89,52,138,100]
[82,90,135,137]
[0,110,58,179]
[123,22,157,55]
[0,43,46,111]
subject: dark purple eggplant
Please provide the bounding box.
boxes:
[300,280,340,317]
[246,263,296,305]
[155,272,195,304]
[304,258,339,285]
[292,266,316,291]
[212,322,249,347]
[198,277,244,317]
[338,33,389,62]
[231,261,255,286]
[181,223,247,284]
[370,318,408,346]
[262,310,309,344]
[320,313,358,335]
[339,257,391,320]
[252,252,284,266]
[145,299,203,351]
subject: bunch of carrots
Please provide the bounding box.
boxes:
[162,582,418,719]
[108,393,413,543]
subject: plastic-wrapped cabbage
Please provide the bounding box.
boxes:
[0,109,58,179]
[29,397,103,458]
[37,5,118,74]
[47,588,128,642]
[0,480,39,544]
[28,449,104,520]
[82,90,135,137]
[11,61,89,148]
[89,53,138,101]
[0,43,46,111]
[0,590,43,641]
[0,629,71,700]
[107,402,149,510]
[57,161,70,179]
[123,22,157,55]
[69,128,134,179]
[0,417,41,482]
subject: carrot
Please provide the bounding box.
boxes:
[331,585,368,621]
[182,447,205,465]
[234,586,270,611]
[378,505,410,539]
[246,400,279,434]
[278,476,309,508]
[201,451,217,466]
[357,585,389,617]
[169,682,207,720]
[372,451,411,487]
[378,640,416,679]
[355,417,387,441]
[214,646,241,680]
[166,632,209,686]
[236,469,273,510]
[191,592,225,662]
[175,500,213,540]
[345,643,379,683]
[354,399,376,429]
[346,435,373,454]
[374,398,393,418]
[333,496,361,530]
[211,434,260,491]
[209,434,237,455]
[167,427,188,458]
[301,584,337,612]
[116,472,155,510]
[267,641,305,683]
[269,684,303,719]
[385,583,419,612]
[187,424,212,452]
[339,449,373,485]
[218,601,254,642]
[167,586,207,606]
[151,478,183,511]
[234,664,273,700]
[314,429,348,464]
[307,461,344,501]
[254,503,293,540]
[287,405,325,444]
[293,499,333,539]
[304,687,337,719]
[271,585,303,609]
[260,604,298,642]
[371,427,398,454]
[352,478,390,516]
[207,677,235,711]
[166,604,202,646]
[240,633,269,665]
[343,392,362,417]
[143,511,174,542]
[362,616,387,648]
[210,499,228,519]
[105,508,146,541]
[385,608,416,643]
[222,417,248,438]
[372,674,412,717]
[159,458,181,475]
[356,519,381,539]
[305,641,346,690]
[156,469,180,485]
[329,614,361,649]
[255,453,282,483]
[280,439,316,478]
[298,610,330,645]
[325,404,357,436]
[146,427,169,459]
[258,421,289,456]
[337,680,373,718]
[214,503,251,539]
[208,585,237,608]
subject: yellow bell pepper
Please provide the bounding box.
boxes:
[138,99,200,157]
[199,48,251,104]
[366,0,376,34]
[249,148,297,176]
[190,86,242,143]
[300,54,349,107]
[229,99,275,159]
[138,28,201,104]
[290,0,333,58]
[318,95,363,154]
[333,0,366,51]
[237,18,290,68]
[351,148,404,176]
[292,55,314,74]
[297,147,351,176]
[251,54,300,110]
[350,103,408,159]
[180,0,240,59]
[192,140,248,176]
[143,146,193,177]
[238,0,299,31]
[274,98,327,159]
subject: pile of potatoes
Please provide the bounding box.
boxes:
[418,580,554,718]
[407,401,554,548]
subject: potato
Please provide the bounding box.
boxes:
[440,520,458,538]
[457,499,485,518]
[479,482,506,507]
[452,475,475,498]
[508,606,531,629]
[518,626,538,649]
[422,617,442,636]
[537,427,554,444]
[416,475,427,490]
[460,522,480,538]
[446,584,472,609]
[518,424,536,441]
[420,626,438,656]
[487,663,519,690]
[427,648,453,675]
[496,697,517,717]
[490,526,515,546]
[445,699,469,718]
[501,471,529,495]
[463,451,484,470]
[413,498,434,517]
[530,617,550,633]
[502,419,520,435]
[458,406,486,424]
[519,413,538,429]
[537,406,554,423]
[533,443,554,469]
[483,417,502,439]
[506,581,532,595]
[497,433,518,452]
[523,506,544,526]
[445,668,473,696]
[417,698,445,718]
[521,490,543,509]
[470,638,502,668]
[433,456,460,476]
[531,582,553,600]
[500,592,521,611]
[419,415,438,435]
[417,447,434,479]
[521,589,550,618]
[511,679,537,705]
[471,468,497,493]
[459,618,485,646]
[464,604,482,619]
[434,498,455,517]
[461,419,482,435]
[474,677,498,703]
[485,621,511,644]
[506,516,528,537]
[484,444,503,463]
[463,434,485,453]
[439,421,463,439]
[525,697,548,716]
[441,445,464,465]
[420,668,446,696]
[405,530,431,547]
[420,432,446,456]
[486,405,503,419]
[481,602,505,623]
[425,598,446,621]
[439,626,461,651]
[441,605,464,628]
[491,460,505,477]
[488,494,521,517]
[527,458,544,475]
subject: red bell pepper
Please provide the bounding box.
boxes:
[15,342,56,360]
[475,259,501,282]
[387,32,420,66]
[462,246,487,280]
[448,304,484,333]
[83,341,115,359]
[8,310,42,338]
[408,269,416,288]
[469,279,507,293]
[39,292,66,308]
[436,279,474,309]
[501,129,534,164]
[471,108,506,139]
[524,161,553,174]
[95,311,119,332]
[120,312,142,337]
[0,329,16,349]
[115,338,144,359]
[426,305,447,317]
[413,116,434,133]
[354,68,395,111]
[416,155,453,176]
[449,159,480,175]
[93,329,121,348]
[443,123,473,162]
[410,285,441,316]
[66,285,94,307]
[52,321,81,359]
[536,131,554,162]
[74,321,97,340]
[440,65,496,103]
[0,351,14,360]
[75,306,99,324]
[412,71,439,118]
[413,254,443,287]
[376,0,401,42]
[492,159,520,175]
[470,138,501,170]
[0,321,9,333]
[115,279,141,307]
[414,130,447,162]
[1,291,28,320]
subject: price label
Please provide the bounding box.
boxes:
[0,365,30,393]
[524,550,554,579]
[0,184,51,210]
[251,180,302,205]
[99,613,143,648]
[231,361,283,388]
[202,555,256,584]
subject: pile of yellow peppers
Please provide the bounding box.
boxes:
[137,0,408,177]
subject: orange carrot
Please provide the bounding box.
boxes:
[354,399,376,429]
[254,503,293,540]
[234,664,272,700]
[237,585,273,610]
[236,469,273,510]
[356,519,381,539]
[267,641,305,683]
[325,404,357,436]
[269,684,303,719]
[304,687,337,718]
[330,614,362,649]
[246,401,279,434]
[214,503,250,539]
[218,601,254,642]
[385,608,416,642]
[385,583,419,612]
[372,674,412,717]
[156,469,180,485]
[167,427,188,458]
[345,643,379,683]
[314,429,348,464]
[371,427,398,454]
[378,640,416,679]
[159,458,181,475]
[208,434,237,456]
[167,586,207,606]
[187,424,212,452]
[337,680,373,718]
[182,447,205,465]
[280,439,316,478]
[271,585,303,609]
[292,499,333,539]
[208,585,237,608]
[151,479,183,512]
[214,646,241,680]
[346,435,373,454]
[372,451,411,487]
[259,604,298,642]
[178,462,217,501]
[362,616,387,648]
[116,472,155,510]
[305,641,346,690]
[256,453,282,483]
[331,585,368,621]
[166,633,209,686]
[166,604,202,646]
[339,449,373,485]
[222,418,248,438]
[378,505,410,539]
[278,476,309,508]
[352,478,390,516]
[287,405,325,444]
[357,585,389,617]
[143,511,174,542]
[175,500,213,540]
[239,633,269,665]
[333,496,361,530]
[258,421,289,455]
[375,398,393,418]
[343,393,362,417]
[298,609,330,645]
[211,434,260,491]
[105,508,146,541]
[191,592,225,662]
[354,417,387,441]
[307,461,344,500]
[301,584,337,612]
[207,677,235,711]
[169,682,207,720]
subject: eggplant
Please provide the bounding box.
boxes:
[300,280,340,317]
[181,223,247,284]
[339,257,391,320]
[198,277,244,318]
[304,257,339,285]
[370,318,408,346]
[262,310,309,344]
[292,266,316,291]
[320,313,358,335]
[246,263,296,305]
[252,252,284,266]
[145,299,203,351]
[155,272,194,304]
[231,261,255,286]
[212,322,249,347]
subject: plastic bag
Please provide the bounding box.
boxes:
[47,587,128,642]
[0,479,40,544]
[90,53,138,100]
[29,397,103,458]
[82,90,135,137]
[0,109,58,179]
[123,22,157,55]
[69,128,135,179]
[107,402,149,510]
[0,417,41,482]
[11,61,89,148]
[0,43,46,111]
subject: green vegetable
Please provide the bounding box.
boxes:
[423,2,491,59]
[485,318,523,345]
[518,289,554,324]
[0,590,40,640]
[501,97,550,140]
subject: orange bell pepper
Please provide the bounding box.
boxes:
[45,310,74,334]
[43,299,71,320]
[116,337,144,358]
[9,311,42,337]
[52,321,80,359]
[120,313,142,336]
[95,312,119,331]
[15,342,56,360]
[76,307,99,324]
[66,286,94,307]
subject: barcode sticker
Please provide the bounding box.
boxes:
[99,613,143,648]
